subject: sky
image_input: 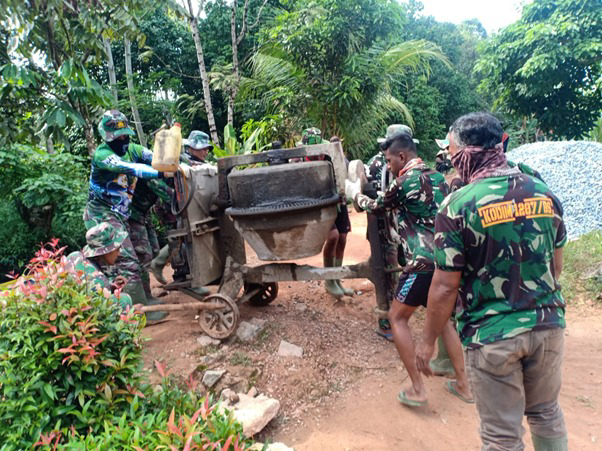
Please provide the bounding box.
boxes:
[417,0,529,34]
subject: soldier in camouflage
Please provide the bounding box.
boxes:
[183,130,214,165]
[65,222,132,308]
[129,178,173,303]
[416,113,568,450]
[346,132,473,407]
[150,130,214,295]
[83,110,173,307]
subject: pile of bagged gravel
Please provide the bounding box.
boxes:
[508,141,602,239]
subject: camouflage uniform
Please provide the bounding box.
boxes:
[129,178,172,269]
[357,160,448,274]
[435,169,567,448]
[65,223,132,308]
[434,173,566,348]
[83,110,166,285]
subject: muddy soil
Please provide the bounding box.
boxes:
[143,211,601,450]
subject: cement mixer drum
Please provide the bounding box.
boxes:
[225,161,339,261]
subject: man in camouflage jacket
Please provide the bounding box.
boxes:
[417,113,568,450]
[65,222,132,308]
[346,132,473,407]
[83,110,173,305]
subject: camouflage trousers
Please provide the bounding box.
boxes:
[128,215,160,270]
[83,201,141,285]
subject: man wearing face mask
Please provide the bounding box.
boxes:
[416,112,568,450]
[345,132,473,407]
[83,110,173,310]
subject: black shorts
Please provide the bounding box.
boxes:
[332,203,351,234]
[394,272,434,307]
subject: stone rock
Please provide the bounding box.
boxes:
[249,443,293,451]
[237,321,262,342]
[247,386,258,397]
[202,369,226,388]
[220,388,235,401]
[293,302,308,312]
[197,335,221,347]
[224,393,280,437]
[250,317,268,327]
[278,340,303,358]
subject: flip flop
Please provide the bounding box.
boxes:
[397,390,427,407]
[444,380,475,404]
[375,328,394,342]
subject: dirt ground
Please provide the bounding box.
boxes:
[143,211,602,450]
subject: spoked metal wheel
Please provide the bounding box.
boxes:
[243,282,279,307]
[197,294,240,339]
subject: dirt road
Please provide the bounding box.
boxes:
[145,211,601,450]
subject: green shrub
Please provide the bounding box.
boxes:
[560,230,602,302]
[0,242,254,450]
[0,240,145,448]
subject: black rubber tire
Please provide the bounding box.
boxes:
[244,282,279,307]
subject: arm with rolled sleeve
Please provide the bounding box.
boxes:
[94,145,163,179]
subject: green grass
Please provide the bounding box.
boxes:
[560,230,602,302]
[229,351,252,366]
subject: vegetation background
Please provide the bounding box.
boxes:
[0,0,600,277]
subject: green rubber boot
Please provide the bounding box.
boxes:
[189,286,210,296]
[531,434,568,451]
[150,245,169,285]
[429,335,455,377]
[123,280,169,325]
[324,256,344,298]
[335,258,354,296]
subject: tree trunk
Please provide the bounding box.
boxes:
[228,5,240,126]
[103,36,118,105]
[187,0,220,145]
[124,38,147,148]
[84,122,96,156]
[46,135,55,154]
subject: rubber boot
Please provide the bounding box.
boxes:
[150,245,169,285]
[334,258,354,296]
[189,286,210,296]
[323,256,344,298]
[531,433,568,451]
[123,280,169,325]
[429,335,455,377]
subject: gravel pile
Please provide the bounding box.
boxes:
[508,141,602,239]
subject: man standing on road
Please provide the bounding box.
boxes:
[84,110,173,305]
[346,132,473,407]
[366,124,416,340]
[417,112,568,450]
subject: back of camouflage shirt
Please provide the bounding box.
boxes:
[434,174,567,348]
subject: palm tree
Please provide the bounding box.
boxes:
[243,34,450,158]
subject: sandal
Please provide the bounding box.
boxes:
[444,380,475,404]
[397,390,427,407]
[375,328,394,342]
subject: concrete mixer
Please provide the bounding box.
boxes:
[154,142,392,339]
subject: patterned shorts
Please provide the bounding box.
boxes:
[395,272,434,308]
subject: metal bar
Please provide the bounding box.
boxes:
[138,302,226,313]
[239,261,372,284]
[366,213,391,312]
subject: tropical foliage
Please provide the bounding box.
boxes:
[0,241,251,449]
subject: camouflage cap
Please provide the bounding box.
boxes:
[298,127,328,146]
[83,222,128,258]
[98,110,136,142]
[183,130,213,151]
[435,138,450,149]
[377,124,419,144]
